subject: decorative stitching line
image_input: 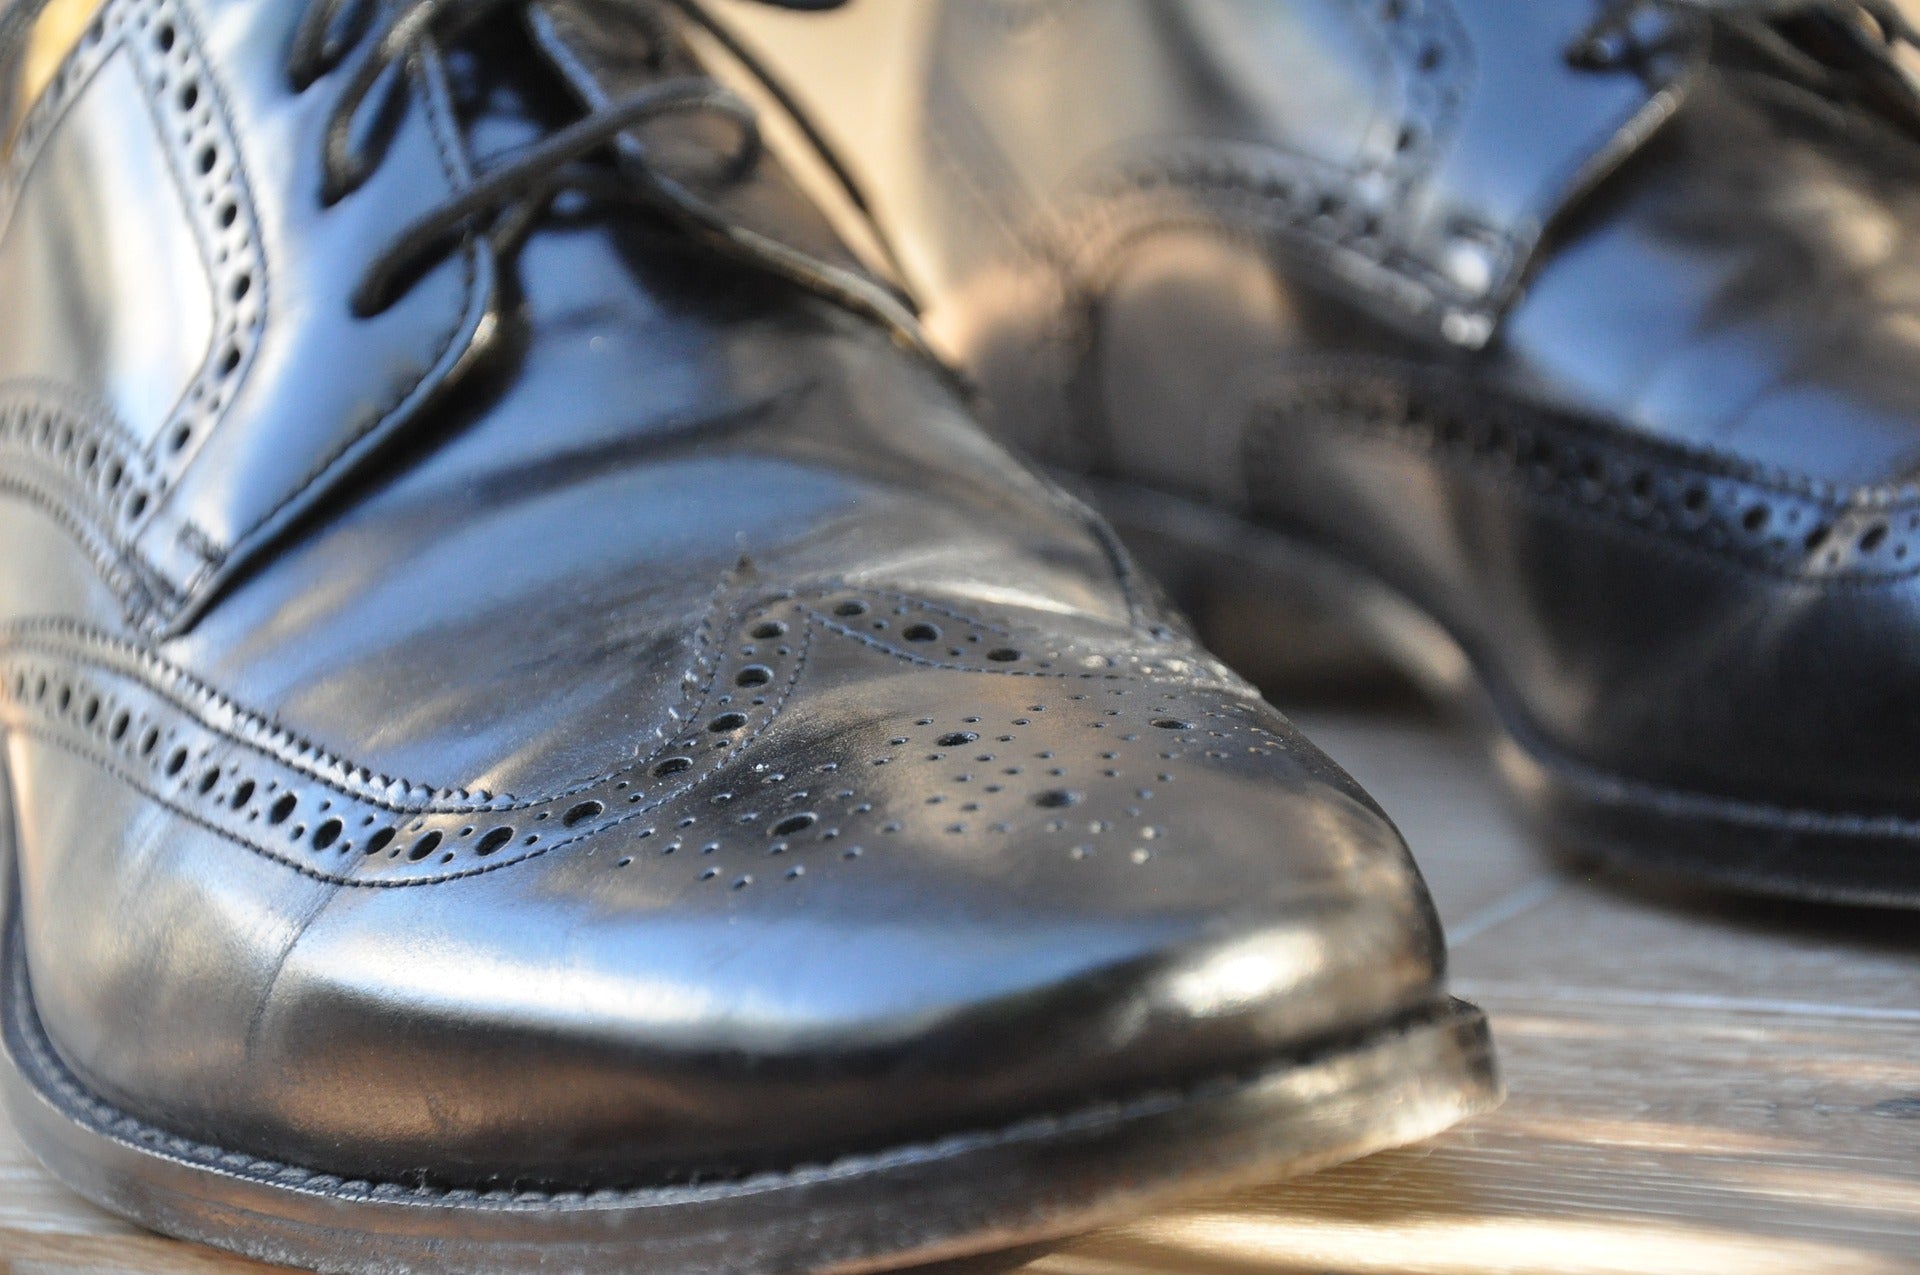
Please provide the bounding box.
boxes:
[0,475,146,608]
[163,32,486,620]
[955,0,1486,332]
[0,907,1472,1204]
[805,610,1235,685]
[0,0,268,620]
[0,0,266,514]
[1244,370,1920,584]
[141,0,268,488]
[0,613,812,886]
[0,584,1243,886]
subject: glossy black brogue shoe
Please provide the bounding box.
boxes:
[709,0,1920,905]
[0,1,1495,1270]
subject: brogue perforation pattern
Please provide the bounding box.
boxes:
[0,391,157,526]
[1249,373,1920,582]
[0,587,1253,887]
[0,606,808,884]
[1362,0,1473,185]
[606,684,1292,895]
[0,0,265,527]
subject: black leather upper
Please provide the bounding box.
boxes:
[0,0,1452,1186]
[710,0,1920,831]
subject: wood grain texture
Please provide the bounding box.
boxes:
[3,706,1918,1274]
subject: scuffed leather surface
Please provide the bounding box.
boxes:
[0,0,1450,1185]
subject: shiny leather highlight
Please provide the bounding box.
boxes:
[0,48,213,452]
[4,0,107,147]
[0,0,1492,1262]
[0,0,492,629]
[707,0,1920,900]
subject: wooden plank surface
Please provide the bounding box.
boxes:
[4,704,1918,1273]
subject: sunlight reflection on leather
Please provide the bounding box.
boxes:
[1164,929,1327,1019]
[1049,1212,1902,1275]
[8,0,105,148]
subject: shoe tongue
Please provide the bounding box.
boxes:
[524,0,883,288]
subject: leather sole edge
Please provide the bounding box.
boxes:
[0,810,1498,1273]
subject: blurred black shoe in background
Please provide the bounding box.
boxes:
[711,0,1920,906]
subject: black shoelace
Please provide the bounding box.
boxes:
[1569,0,1920,83]
[288,0,933,365]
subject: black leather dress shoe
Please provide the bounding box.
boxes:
[0,1,1493,1270]
[709,0,1920,906]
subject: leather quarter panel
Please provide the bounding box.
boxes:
[0,0,494,629]
[1,0,105,145]
[0,49,214,451]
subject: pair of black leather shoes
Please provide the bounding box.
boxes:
[0,0,1904,1271]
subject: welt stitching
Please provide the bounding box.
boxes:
[5,927,1460,1203]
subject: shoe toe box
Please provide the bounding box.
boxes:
[20,588,1448,1186]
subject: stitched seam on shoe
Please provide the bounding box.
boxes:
[1421,443,1920,590]
[0,479,146,607]
[1278,362,1920,503]
[1244,373,1920,585]
[804,610,1242,686]
[0,574,1241,887]
[134,0,266,491]
[0,0,265,613]
[162,37,483,615]
[4,620,814,888]
[0,586,751,816]
[0,560,761,811]
[0,572,1200,813]
[2,592,1252,884]
[2,919,1472,1204]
